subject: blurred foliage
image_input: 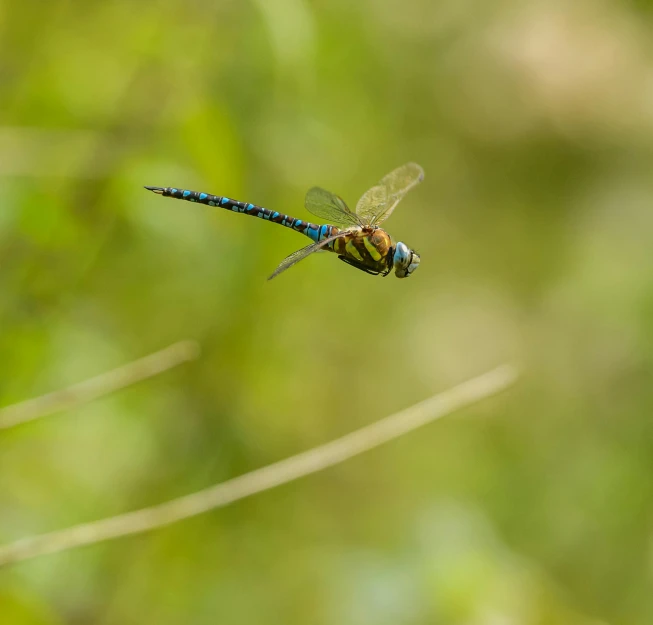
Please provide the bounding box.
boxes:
[1,0,653,623]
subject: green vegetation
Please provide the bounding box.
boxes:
[1,0,652,623]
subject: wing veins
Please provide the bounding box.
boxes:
[267,231,349,280]
[304,187,362,227]
[355,162,424,226]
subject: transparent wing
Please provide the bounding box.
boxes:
[355,162,424,226]
[354,184,387,226]
[305,187,362,227]
[267,231,349,280]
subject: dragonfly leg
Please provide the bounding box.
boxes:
[338,256,382,276]
[380,246,394,277]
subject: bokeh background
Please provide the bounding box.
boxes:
[1,0,652,623]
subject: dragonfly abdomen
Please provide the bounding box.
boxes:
[146,186,335,241]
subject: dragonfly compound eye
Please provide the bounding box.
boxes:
[393,241,419,278]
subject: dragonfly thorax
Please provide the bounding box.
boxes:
[392,241,420,278]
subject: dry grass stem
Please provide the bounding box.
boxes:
[0,340,201,430]
[0,364,518,567]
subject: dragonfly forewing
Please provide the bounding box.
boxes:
[355,184,387,226]
[356,162,424,226]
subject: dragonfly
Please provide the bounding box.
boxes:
[145,162,424,280]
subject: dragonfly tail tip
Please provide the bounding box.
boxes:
[144,185,164,194]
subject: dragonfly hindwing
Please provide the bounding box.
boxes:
[268,231,349,280]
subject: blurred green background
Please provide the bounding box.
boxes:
[1,0,652,623]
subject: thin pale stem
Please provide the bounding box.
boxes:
[0,364,518,567]
[0,340,201,430]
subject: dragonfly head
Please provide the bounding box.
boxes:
[393,242,420,278]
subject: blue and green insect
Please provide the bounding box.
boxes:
[145,162,424,280]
